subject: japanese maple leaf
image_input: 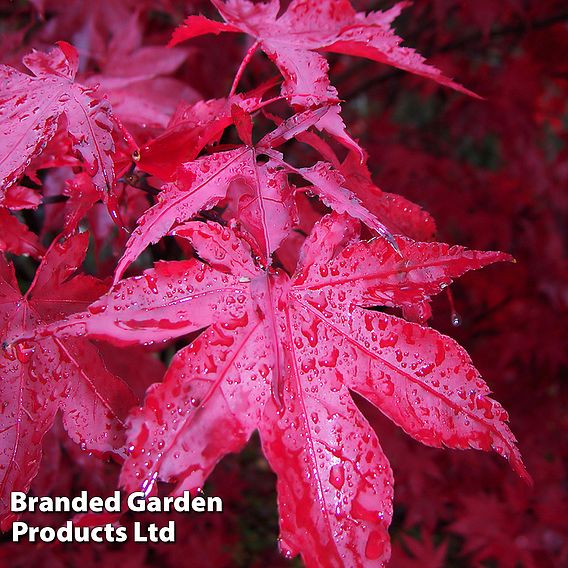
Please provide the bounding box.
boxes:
[84,12,195,132]
[0,42,116,200]
[114,107,389,280]
[0,233,138,529]
[0,210,43,259]
[339,150,437,243]
[170,0,476,106]
[59,173,101,235]
[46,217,528,566]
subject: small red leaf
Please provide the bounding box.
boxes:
[0,44,116,201]
[0,234,138,527]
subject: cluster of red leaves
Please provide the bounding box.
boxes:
[0,0,565,566]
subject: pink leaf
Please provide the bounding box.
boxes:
[0,234,137,528]
[48,218,528,566]
[170,0,477,106]
[0,43,115,200]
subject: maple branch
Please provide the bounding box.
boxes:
[42,194,69,205]
[436,11,568,53]
[230,40,260,97]
[41,172,161,206]
[254,95,286,111]
[119,171,161,197]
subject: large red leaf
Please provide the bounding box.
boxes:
[0,234,138,529]
[170,0,477,106]
[46,217,528,566]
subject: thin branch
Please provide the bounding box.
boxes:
[230,40,260,97]
[42,194,69,205]
[119,172,161,197]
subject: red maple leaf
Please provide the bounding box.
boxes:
[0,43,116,202]
[45,216,528,566]
[170,0,477,106]
[0,234,138,529]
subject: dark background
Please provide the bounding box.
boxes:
[0,1,566,566]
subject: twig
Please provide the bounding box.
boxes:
[230,40,260,97]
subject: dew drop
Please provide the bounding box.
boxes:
[88,303,107,315]
[329,464,345,490]
[365,530,387,560]
[15,342,34,364]
[451,311,462,327]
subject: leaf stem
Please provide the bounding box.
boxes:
[229,40,260,97]
[254,95,285,110]
[112,115,138,153]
